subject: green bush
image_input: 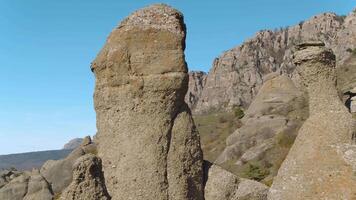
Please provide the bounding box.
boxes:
[245,164,270,181]
[233,106,245,119]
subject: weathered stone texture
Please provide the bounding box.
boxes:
[92,4,203,200]
[268,42,356,200]
[60,154,110,200]
[185,71,207,109]
[23,170,53,200]
[204,162,268,200]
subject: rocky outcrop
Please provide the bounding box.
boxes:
[63,138,84,150]
[0,169,22,189]
[193,10,356,113]
[40,136,96,194]
[268,42,356,199]
[60,154,110,200]
[185,71,207,109]
[92,4,204,200]
[215,75,307,181]
[0,173,30,200]
[204,162,268,200]
[23,170,53,200]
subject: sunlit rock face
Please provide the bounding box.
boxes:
[193,11,356,114]
[268,42,356,200]
[92,4,204,200]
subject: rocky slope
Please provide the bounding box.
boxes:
[215,74,308,184]
[191,10,356,113]
[185,71,207,109]
[0,149,72,171]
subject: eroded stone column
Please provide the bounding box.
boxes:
[92,4,203,200]
[268,42,356,199]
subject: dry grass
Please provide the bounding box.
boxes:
[194,111,242,163]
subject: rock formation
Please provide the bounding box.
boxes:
[268,42,356,199]
[40,136,96,194]
[215,74,308,181]
[192,10,356,113]
[185,71,207,109]
[92,4,204,200]
[60,154,110,200]
[0,172,30,200]
[0,169,22,189]
[23,170,53,200]
[204,162,268,200]
[63,138,84,150]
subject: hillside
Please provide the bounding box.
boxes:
[0,149,72,170]
[190,10,356,114]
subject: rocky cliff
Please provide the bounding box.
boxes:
[185,71,207,109]
[191,10,356,113]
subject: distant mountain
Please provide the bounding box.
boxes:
[62,138,83,150]
[0,149,72,171]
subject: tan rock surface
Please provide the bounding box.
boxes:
[60,154,110,200]
[40,136,96,194]
[23,170,53,200]
[92,4,203,200]
[204,162,268,200]
[268,42,356,199]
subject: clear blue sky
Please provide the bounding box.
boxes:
[0,0,354,154]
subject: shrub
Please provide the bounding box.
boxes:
[245,164,270,181]
[233,106,245,119]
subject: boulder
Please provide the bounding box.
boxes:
[92,4,203,200]
[204,162,268,200]
[268,42,356,199]
[40,136,96,194]
[23,170,53,200]
[0,170,22,189]
[60,154,110,200]
[0,173,30,200]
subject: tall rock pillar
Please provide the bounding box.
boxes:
[268,42,356,199]
[91,4,204,200]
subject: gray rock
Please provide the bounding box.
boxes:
[39,136,99,195]
[0,173,30,200]
[204,162,268,200]
[268,42,356,199]
[60,154,110,200]
[0,170,22,189]
[92,4,204,200]
[23,170,53,200]
[351,96,356,113]
[185,71,207,109]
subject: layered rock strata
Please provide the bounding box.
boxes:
[92,4,204,200]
